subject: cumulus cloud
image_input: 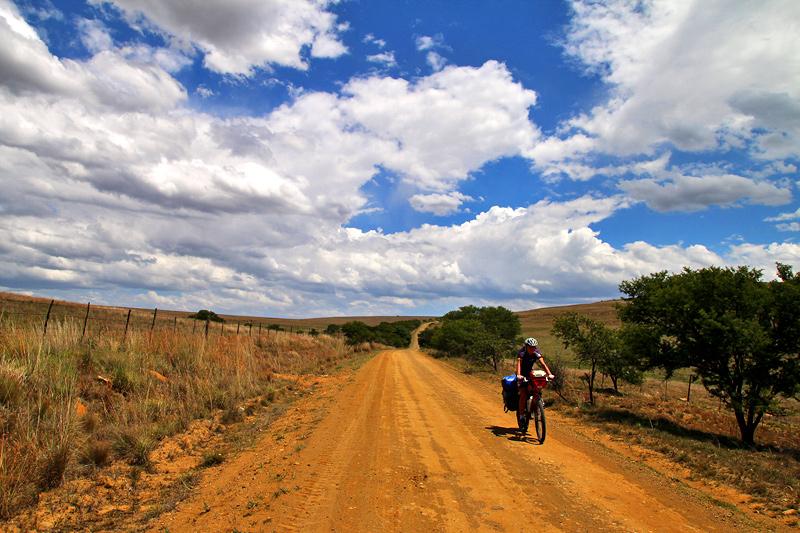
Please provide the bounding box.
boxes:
[1,0,798,316]
[620,173,792,212]
[409,192,472,216]
[92,0,348,74]
[0,2,186,111]
[556,0,800,159]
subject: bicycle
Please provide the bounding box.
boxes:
[517,370,549,444]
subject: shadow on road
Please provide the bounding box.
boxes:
[485,425,541,445]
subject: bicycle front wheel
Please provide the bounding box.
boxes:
[534,397,546,444]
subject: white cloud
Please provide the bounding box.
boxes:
[195,85,214,98]
[0,2,186,111]
[341,60,540,191]
[620,173,792,212]
[78,18,112,53]
[415,34,448,71]
[366,51,396,67]
[415,34,443,51]
[93,0,348,75]
[765,207,800,231]
[2,0,798,316]
[426,51,446,72]
[557,0,800,159]
[409,192,472,216]
[363,33,386,48]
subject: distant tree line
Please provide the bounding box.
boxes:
[326,320,422,348]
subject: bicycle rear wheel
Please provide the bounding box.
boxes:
[534,397,546,444]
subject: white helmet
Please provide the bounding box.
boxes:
[524,337,538,348]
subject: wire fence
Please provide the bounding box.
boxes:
[0,299,320,343]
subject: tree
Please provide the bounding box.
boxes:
[551,313,616,404]
[188,309,224,323]
[324,324,342,335]
[618,264,800,445]
[422,306,520,368]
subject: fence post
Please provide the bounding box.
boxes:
[123,309,132,342]
[192,319,196,334]
[257,323,261,338]
[220,321,224,336]
[173,316,177,333]
[81,302,91,340]
[42,299,55,337]
[205,318,209,340]
[249,323,252,337]
[149,308,158,341]
[236,322,240,335]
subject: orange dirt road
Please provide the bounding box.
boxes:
[154,344,761,532]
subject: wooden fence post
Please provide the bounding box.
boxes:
[192,319,196,334]
[220,321,224,336]
[42,299,55,337]
[257,323,261,338]
[205,318,209,340]
[149,308,158,341]
[173,316,177,333]
[249,323,252,337]
[123,309,132,342]
[236,322,240,335]
[81,302,91,340]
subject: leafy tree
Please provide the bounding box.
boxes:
[427,318,486,356]
[188,309,224,323]
[324,324,342,335]
[551,313,615,404]
[339,320,421,347]
[422,306,521,369]
[618,264,800,445]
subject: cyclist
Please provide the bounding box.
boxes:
[516,337,554,427]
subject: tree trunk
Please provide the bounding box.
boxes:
[611,374,619,393]
[588,359,597,405]
[734,407,757,446]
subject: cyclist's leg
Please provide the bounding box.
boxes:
[517,381,528,416]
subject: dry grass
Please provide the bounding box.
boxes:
[0,291,432,333]
[515,300,621,360]
[0,315,352,519]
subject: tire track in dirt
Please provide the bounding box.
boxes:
[154,344,763,532]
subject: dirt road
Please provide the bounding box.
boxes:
[155,342,762,532]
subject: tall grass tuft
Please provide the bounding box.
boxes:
[0,316,351,519]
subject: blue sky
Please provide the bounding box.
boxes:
[0,0,798,317]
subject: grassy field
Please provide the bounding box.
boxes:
[0,291,432,334]
[513,299,621,361]
[0,307,361,520]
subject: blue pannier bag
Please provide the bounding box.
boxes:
[501,375,519,412]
